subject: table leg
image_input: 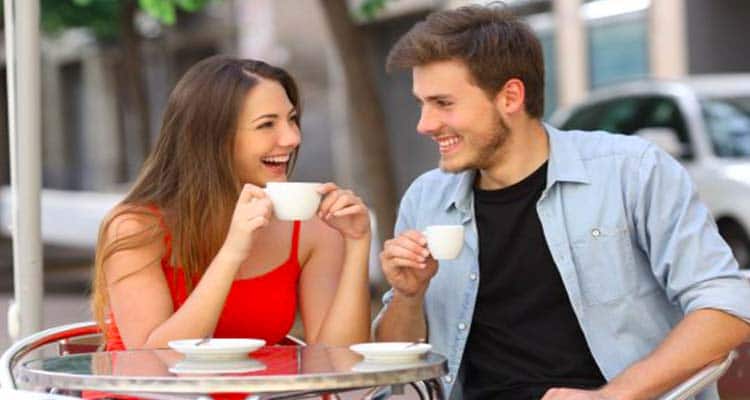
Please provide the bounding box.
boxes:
[424,378,445,400]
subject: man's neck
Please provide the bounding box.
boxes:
[477,119,549,190]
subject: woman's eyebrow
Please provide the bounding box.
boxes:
[251,114,279,122]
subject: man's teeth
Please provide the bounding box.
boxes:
[438,137,460,149]
[262,155,290,163]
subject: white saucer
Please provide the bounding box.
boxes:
[168,338,266,360]
[349,342,432,362]
[169,358,266,375]
[351,359,426,372]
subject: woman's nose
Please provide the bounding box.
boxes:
[279,124,301,148]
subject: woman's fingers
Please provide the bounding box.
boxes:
[248,198,273,220]
[318,189,344,218]
[239,183,266,203]
[325,192,361,218]
[331,204,366,217]
[246,215,270,231]
[316,182,338,195]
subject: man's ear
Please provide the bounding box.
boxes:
[494,78,526,114]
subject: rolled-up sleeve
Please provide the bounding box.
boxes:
[634,144,750,322]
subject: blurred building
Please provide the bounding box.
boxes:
[1,0,749,233]
[0,3,236,192]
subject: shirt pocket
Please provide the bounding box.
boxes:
[570,225,637,306]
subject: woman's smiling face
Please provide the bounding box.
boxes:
[232,78,301,186]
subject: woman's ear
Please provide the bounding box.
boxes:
[494,78,526,114]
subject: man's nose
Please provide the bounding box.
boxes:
[416,108,440,136]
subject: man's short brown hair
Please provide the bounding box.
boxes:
[387,4,545,118]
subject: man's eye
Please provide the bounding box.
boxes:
[437,101,452,107]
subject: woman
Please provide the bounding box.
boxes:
[91,55,371,350]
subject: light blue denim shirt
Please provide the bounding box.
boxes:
[376,124,750,400]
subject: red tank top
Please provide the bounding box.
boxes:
[105,215,302,350]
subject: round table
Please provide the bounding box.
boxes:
[17,344,448,399]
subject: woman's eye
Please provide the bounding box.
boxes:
[257,121,274,129]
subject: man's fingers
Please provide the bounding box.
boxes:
[384,243,427,263]
[387,257,426,270]
[385,237,429,259]
[401,230,428,246]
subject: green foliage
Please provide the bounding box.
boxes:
[358,0,388,20]
[37,0,215,41]
[41,0,121,40]
[138,0,213,25]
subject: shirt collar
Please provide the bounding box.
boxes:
[444,123,591,212]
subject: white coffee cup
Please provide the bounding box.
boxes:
[264,182,321,221]
[423,225,465,260]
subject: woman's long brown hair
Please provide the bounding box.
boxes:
[91,56,301,335]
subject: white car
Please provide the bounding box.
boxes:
[551,75,750,270]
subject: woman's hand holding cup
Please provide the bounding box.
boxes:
[316,183,371,240]
[220,183,273,263]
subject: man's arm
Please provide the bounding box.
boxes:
[373,231,438,342]
[600,309,750,400]
[374,291,428,342]
[543,309,749,400]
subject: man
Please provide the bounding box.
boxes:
[373,4,750,400]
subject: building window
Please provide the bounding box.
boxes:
[587,11,649,88]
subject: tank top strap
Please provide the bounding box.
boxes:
[290,220,301,261]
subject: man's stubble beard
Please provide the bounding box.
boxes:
[439,111,510,173]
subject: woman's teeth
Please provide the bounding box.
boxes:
[262,155,290,164]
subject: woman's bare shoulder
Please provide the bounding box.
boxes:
[100,204,165,282]
[298,217,344,263]
[103,204,161,242]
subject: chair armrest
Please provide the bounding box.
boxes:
[0,321,100,389]
[658,351,737,400]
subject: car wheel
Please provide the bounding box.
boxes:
[719,221,750,270]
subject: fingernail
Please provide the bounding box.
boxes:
[419,263,426,269]
[422,250,430,257]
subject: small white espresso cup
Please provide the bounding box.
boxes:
[423,225,465,260]
[264,182,321,221]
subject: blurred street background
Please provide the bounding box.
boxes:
[2,0,750,370]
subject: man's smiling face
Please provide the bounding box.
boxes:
[412,59,510,173]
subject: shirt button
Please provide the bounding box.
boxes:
[591,228,601,237]
[469,273,477,281]
[444,375,453,383]
[458,322,466,330]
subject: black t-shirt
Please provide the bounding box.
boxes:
[462,162,605,400]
